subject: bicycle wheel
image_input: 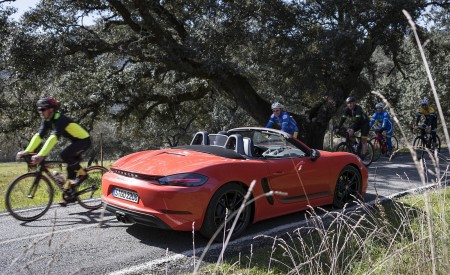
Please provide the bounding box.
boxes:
[370,138,382,162]
[433,135,441,152]
[5,173,54,221]
[335,142,352,153]
[413,136,426,160]
[76,166,108,210]
[361,141,374,167]
[413,136,424,148]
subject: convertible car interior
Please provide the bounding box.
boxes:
[188,129,308,159]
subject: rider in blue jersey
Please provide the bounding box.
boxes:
[266,102,299,138]
[369,103,394,156]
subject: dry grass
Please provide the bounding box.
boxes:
[196,187,449,275]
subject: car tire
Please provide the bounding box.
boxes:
[333,165,362,208]
[200,183,252,242]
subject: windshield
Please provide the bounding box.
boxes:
[232,129,307,158]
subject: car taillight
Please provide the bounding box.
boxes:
[157,173,208,187]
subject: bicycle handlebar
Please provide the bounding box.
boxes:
[412,125,431,135]
[18,153,63,165]
[18,153,36,164]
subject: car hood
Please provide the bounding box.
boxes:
[112,148,232,176]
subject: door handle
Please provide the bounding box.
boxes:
[273,171,284,175]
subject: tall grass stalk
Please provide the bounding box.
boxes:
[216,180,257,269]
[192,221,196,269]
[193,183,288,274]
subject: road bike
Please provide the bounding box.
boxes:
[412,126,441,160]
[370,130,399,161]
[334,129,374,166]
[5,154,108,221]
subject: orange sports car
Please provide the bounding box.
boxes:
[101,127,368,241]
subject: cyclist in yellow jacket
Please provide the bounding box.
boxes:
[414,98,437,146]
[16,97,91,206]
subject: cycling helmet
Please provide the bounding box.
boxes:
[375,102,384,109]
[37,97,58,109]
[345,96,355,104]
[420,98,428,106]
[271,102,284,110]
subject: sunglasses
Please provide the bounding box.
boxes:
[273,109,281,112]
[38,108,48,112]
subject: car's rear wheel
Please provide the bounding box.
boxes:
[200,183,252,242]
[333,165,362,208]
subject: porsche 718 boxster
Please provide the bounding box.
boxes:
[101,127,368,241]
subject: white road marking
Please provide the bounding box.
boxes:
[0,217,115,245]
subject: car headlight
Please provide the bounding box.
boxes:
[157,173,208,187]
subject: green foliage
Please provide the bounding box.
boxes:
[364,29,450,138]
[1,0,448,152]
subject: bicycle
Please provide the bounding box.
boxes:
[412,125,441,160]
[5,154,108,221]
[334,129,374,167]
[370,130,399,161]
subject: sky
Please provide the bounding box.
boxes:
[5,0,96,25]
[5,0,40,20]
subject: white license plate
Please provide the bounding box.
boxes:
[112,188,139,203]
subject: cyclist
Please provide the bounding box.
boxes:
[266,102,299,138]
[334,96,370,157]
[414,98,437,147]
[369,102,394,156]
[16,97,92,206]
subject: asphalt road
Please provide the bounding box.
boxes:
[0,150,448,274]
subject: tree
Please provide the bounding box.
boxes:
[2,0,442,149]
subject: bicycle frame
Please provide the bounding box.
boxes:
[412,126,441,161]
[25,158,65,198]
[6,155,107,221]
[335,128,374,166]
[418,128,432,148]
[374,132,387,153]
[337,131,360,155]
[29,160,101,198]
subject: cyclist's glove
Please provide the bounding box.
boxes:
[31,155,44,165]
[16,151,29,160]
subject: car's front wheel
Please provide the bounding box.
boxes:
[200,183,252,242]
[333,165,362,208]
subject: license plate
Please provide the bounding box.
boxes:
[112,188,139,203]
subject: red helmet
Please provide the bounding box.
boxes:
[37,97,58,109]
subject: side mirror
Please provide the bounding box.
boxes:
[310,149,320,161]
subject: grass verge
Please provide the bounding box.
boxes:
[199,187,449,274]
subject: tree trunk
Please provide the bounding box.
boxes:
[211,72,272,125]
